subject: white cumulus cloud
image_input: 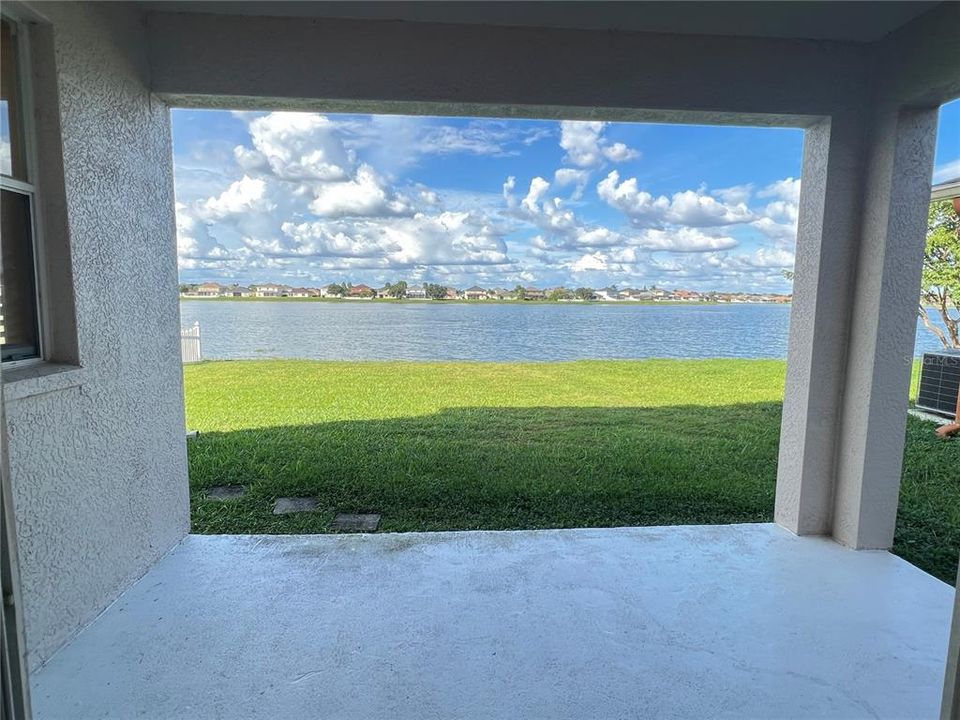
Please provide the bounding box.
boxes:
[201,176,275,220]
[560,121,640,168]
[238,112,352,182]
[602,142,640,163]
[598,171,754,227]
[570,252,609,272]
[309,164,414,218]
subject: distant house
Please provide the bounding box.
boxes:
[445,287,460,300]
[376,286,392,299]
[251,283,291,297]
[348,284,374,298]
[621,288,654,301]
[464,286,489,300]
[406,286,428,300]
[594,288,620,301]
[672,289,702,302]
[524,287,545,300]
[224,285,252,297]
[194,282,223,297]
[288,287,316,298]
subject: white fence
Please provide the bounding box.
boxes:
[181,322,202,363]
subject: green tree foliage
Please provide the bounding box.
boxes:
[387,280,408,299]
[548,287,572,301]
[574,287,595,301]
[919,199,960,348]
[326,283,347,297]
[513,285,526,300]
[425,283,449,300]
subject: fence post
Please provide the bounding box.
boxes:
[181,322,202,363]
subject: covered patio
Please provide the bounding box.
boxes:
[2,2,959,718]
[30,525,954,719]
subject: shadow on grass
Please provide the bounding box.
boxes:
[188,403,959,583]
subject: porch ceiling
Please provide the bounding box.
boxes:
[32,524,952,719]
[138,1,938,43]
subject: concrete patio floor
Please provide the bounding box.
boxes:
[32,523,953,719]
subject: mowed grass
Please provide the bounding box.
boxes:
[184,360,960,583]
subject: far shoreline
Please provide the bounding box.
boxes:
[179,296,792,307]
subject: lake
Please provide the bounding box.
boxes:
[179,300,950,361]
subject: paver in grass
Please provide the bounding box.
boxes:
[273,497,318,515]
[331,513,381,532]
[207,485,245,501]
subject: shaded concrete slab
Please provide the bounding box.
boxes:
[331,513,380,532]
[272,497,317,514]
[31,524,954,719]
[206,485,245,501]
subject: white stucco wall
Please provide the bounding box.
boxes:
[5,2,189,669]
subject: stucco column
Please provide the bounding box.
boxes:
[830,106,938,549]
[775,112,865,536]
[776,105,938,549]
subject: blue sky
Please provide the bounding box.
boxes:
[171,99,959,292]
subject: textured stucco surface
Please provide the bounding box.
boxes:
[775,2,958,547]
[775,115,864,536]
[5,2,189,669]
[832,106,939,549]
[30,525,954,719]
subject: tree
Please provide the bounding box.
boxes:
[424,283,448,300]
[919,199,960,349]
[548,287,571,301]
[513,284,526,301]
[326,283,347,297]
[387,280,408,299]
[574,287,595,301]
[781,269,795,282]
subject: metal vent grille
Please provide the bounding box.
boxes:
[916,351,960,416]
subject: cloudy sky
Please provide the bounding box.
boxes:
[172,100,960,292]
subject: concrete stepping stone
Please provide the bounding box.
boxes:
[207,485,245,501]
[273,497,318,515]
[330,513,381,532]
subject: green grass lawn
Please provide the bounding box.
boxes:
[184,359,960,583]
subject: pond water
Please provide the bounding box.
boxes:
[179,300,950,361]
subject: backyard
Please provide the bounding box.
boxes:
[184,359,960,583]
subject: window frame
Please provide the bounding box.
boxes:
[1,9,47,368]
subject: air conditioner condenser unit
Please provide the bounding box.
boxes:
[916,350,960,417]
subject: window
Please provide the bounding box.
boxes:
[0,15,41,363]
